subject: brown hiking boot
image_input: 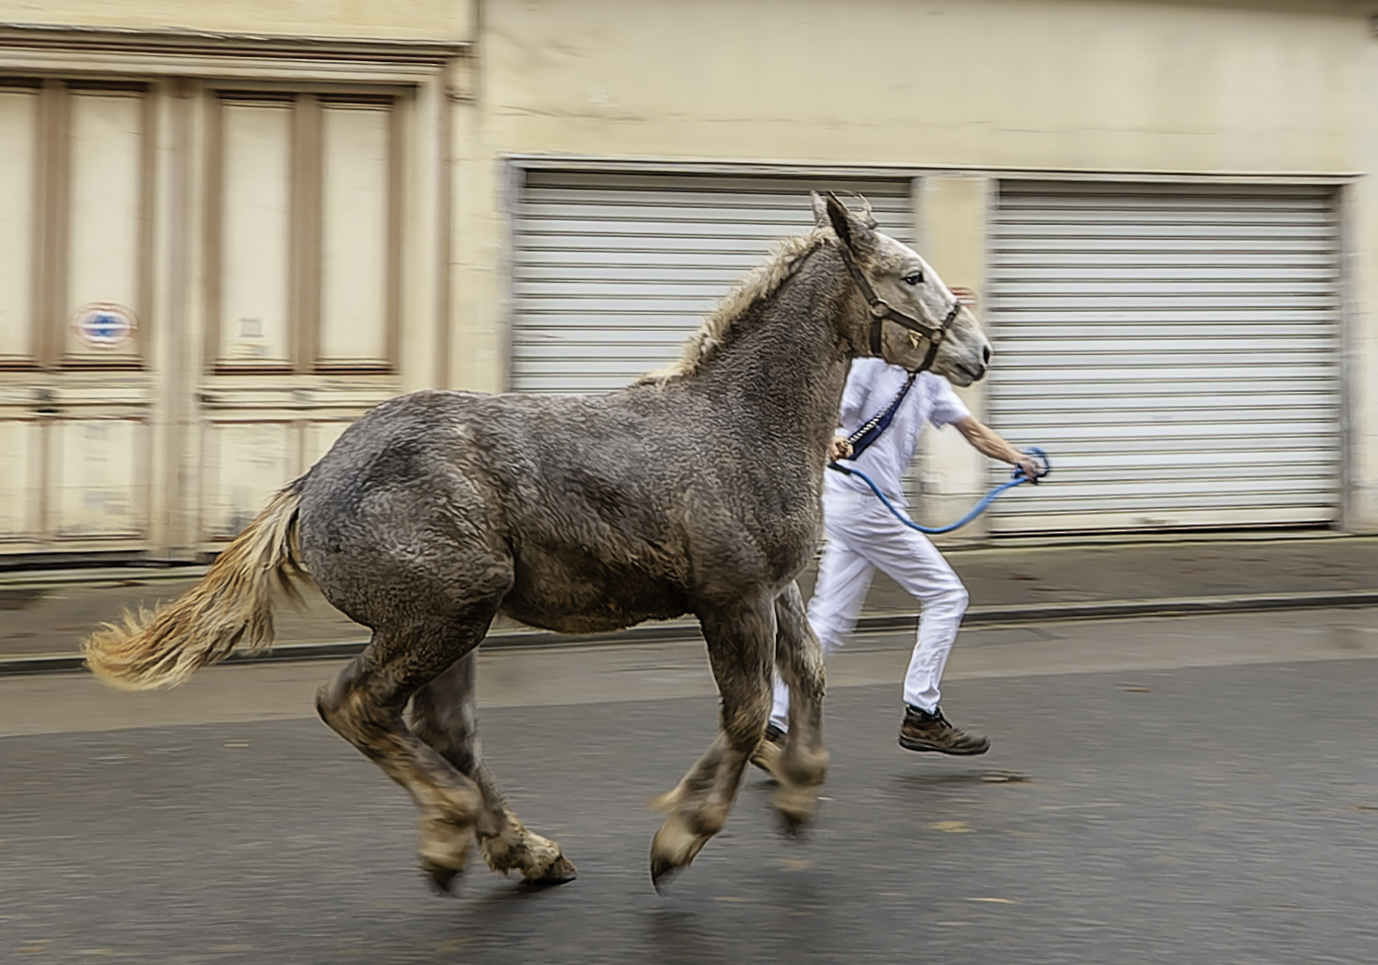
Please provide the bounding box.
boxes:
[750,723,787,781]
[898,705,991,756]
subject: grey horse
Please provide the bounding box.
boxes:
[85,193,992,891]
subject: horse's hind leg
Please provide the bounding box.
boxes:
[316,622,492,892]
[410,651,576,884]
[649,594,775,888]
[771,581,829,830]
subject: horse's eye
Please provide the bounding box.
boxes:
[902,271,924,286]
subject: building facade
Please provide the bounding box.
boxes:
[0,0,1374,561]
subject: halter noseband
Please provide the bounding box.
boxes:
[836,244,962,372]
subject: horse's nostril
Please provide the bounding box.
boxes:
[982,345,992,365]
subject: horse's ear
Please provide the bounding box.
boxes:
[811,191,830,228]
[850,192,879,230]
[824,192,854,248]
[823,191,877,256]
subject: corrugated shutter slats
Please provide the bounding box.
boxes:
[987,183,1342,534]
[512,171,913,395]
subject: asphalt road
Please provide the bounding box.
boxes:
[3,608,1377,964]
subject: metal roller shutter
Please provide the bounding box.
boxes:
[511,170,914,394]
[987,182,1342,534]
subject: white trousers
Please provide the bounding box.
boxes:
[771,488,969,731]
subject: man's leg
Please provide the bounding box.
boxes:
[846,501,989,755]
[768,529,874,733]
[752,525,874,780]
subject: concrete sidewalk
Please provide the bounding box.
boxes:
[2,533,1377,674]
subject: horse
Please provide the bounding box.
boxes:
[84,192,992,892]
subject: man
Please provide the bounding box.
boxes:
[758,357,1040,771]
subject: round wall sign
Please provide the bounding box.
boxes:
[73,304,137,349]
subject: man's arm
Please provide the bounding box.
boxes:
[952,416,1042,480]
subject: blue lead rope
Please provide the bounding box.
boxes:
[828,446,1052,535]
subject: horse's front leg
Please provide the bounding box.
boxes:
[649,593,775,889]
[770,580,829,830]
[410,651,577,884]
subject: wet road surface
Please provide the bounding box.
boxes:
[3,608,1377,964]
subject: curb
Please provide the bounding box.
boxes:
[0,566,208,588]
[867,589,1378,632]
[4,589,1377,679]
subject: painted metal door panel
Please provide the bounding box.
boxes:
[217,99,294,366]
[987,183,1342,535]
[49,419,149,538]
[0,87,39,544]
[0,88,37,361]
[0,82,153,553]
[202,421,294,540]
[63,90,145,366]
[318,101,393,365]
[0,420,39,539]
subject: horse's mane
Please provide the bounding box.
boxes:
[638,228,829,385]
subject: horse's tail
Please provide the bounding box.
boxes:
[84,480,309,691]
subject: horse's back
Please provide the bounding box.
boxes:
[293,388,702,632]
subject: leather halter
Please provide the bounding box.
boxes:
[836,244,962,372]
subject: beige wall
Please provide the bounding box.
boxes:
[0,0,471,40]
[915,174,994,536]
[479,0,1370,171]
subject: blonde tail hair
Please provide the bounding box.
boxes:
[84,482,308,690]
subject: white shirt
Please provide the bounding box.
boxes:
[826,359,971,506]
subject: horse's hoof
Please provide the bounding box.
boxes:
[773,791,813,835]
[526,853,578,886]
[423,860,464,895]
[649,813,711,893]
[771,787,818,835]
[649,852,685,894]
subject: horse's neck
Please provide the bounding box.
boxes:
[695,263,853,451]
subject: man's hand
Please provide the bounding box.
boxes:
[1013,451,1043,481]
[828,435,853,462]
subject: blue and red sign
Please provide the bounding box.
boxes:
[73,304,137,349]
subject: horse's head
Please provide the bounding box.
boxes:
[814,192,991,387]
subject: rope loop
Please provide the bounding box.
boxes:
[829,446,1051,535]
